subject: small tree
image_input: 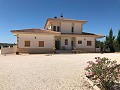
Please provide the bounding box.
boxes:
[117,30,120,50]
[105,29,115,52]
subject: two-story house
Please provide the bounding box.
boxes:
[11,16,103,53]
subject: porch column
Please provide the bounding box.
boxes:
[72,37,76,50]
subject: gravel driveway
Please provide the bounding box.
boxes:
[0,53,119,90]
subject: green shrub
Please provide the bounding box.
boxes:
[85,57,120,90]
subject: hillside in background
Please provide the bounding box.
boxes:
[0,43,15,45]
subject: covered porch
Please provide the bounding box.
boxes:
[54,36,76,50]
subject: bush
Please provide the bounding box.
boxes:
[85,57,120,90]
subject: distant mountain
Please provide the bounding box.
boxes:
[0,43,16,46]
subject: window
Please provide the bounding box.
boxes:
[87,41,92,46]
[25,41,30,47]
[71,27,74,33]
[78,41,82,44]
[57,26,60,32]
[53,26,56,31]
[39,41,44,47]
[65,39,68,45]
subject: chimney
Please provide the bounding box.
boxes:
[60,13,63,19]
[54,16,57,18]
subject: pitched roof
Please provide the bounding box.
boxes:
[82,32,98,35]
[82,32,104,37]
[61,32,104,38]
[44,18,87,29]
[11,29,104,38]
[47,18,87,22]
[11,28,60,35]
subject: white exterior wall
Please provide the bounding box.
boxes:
[51,22,61,31]
[50,21,83,34]
[51,22,83,34]
[76,36,95,48]
[61,22,72,33]
[74,23,82,34]
[1,45,17,54]
[96,48,100,53]
[18,34,54,48]
[61,37,72,49]
[52,22,60,26]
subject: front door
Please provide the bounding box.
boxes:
[55,41,60,50]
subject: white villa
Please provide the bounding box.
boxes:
[11,16,103,54]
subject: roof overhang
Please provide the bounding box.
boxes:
[44,18,87,29]
[60,34,104,38]
[95,34,105,38]
[11,29,61,36]
[60,32,104,38]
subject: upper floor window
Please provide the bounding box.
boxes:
[53,26,56,31]
[57,26,60,32]
[78,41,82,44]
[25,41,30,47]
[87,41,92,46]
[71,27,74,33]
[53,26,60,32]
[39,41,44,47]
[65,39,68,45]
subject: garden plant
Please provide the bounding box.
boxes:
[85,57,120,90]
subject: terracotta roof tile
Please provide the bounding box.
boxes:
[61,32,104,38]
[44,18,87,29]
[47,18,87,22]
[11,28,60,34]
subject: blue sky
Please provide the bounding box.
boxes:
[0,0,120,43]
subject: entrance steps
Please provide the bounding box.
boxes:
[55,50,73,54]
[55,49,88,54]
[72,49,87,53]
